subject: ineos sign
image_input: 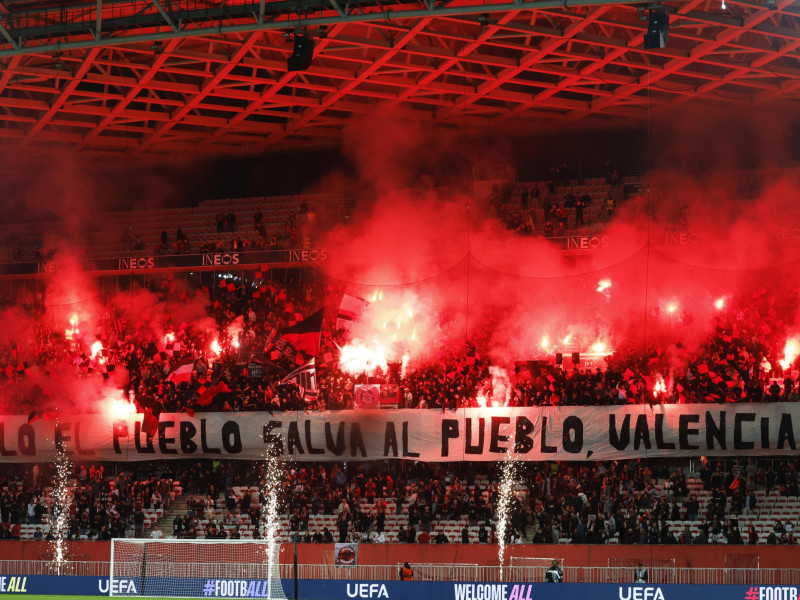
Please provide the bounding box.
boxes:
[202,253,240,266]
[119,257,155,269]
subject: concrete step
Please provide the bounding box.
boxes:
[151,496,191,539]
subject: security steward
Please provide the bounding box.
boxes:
[399,562,414,581]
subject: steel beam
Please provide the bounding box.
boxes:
[152,0,179,32]
[0,0,665,59]
[0,21,17,49]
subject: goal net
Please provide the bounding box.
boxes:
[508,557,564,583]
[109,539,286,599]
[608,557,677,583]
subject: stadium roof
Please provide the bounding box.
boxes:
[0,0,797,157]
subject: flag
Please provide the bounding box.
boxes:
[142,408,159,437]
[354,384,381,409]
[337,295,369,332]
[166,358,195,384]
[281,309,323,356]
[265,330,298,368]
[27,409,58,424]
[280,359,317,402]
[197,381,231,407]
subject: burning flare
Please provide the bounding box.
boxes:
[779,338,800,371]
[338,288,427,376]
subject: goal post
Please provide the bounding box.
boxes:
[109,538,287,599]
[509,557,564,568]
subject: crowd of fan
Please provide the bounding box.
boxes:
[147,204,316,257]
[135,458,800,545]
[0,176,797,414]
[493,164,624,238]
[271,457,800,546]
[0,462,180,541]
[0,456,797,545]
[0,261,798,418]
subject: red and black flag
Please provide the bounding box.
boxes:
[166,358,196,384]
[265,309,324,368]
[28,408,57,424]
[196,381,232,407]
[280,308,323,356]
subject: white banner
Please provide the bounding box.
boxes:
[1,404,799,462]
[334,543,358,566]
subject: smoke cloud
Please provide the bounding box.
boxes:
[318,107,800,373]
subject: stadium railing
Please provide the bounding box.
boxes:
[2,561,798,586]
[0,560,110,576]
[288,565,800,585]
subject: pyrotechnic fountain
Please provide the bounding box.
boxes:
[260,455,285,600]
[51,437,74,575]
[495,456,517,581]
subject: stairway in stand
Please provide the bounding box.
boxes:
[153,497,192,539]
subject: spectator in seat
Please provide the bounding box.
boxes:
[728,527,742,545]
[768,380,781,401]
[575,195,586,227]
[767,531,777,545]
[407,525,416,543]
[397,526,408,543]
[133,507,145,538]
[172,515,182,537]
[478,525,488,543]
[685,495,699,521]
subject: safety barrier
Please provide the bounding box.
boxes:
[0,562,798,586]
[0,560,109,576]
[289,565,800,586]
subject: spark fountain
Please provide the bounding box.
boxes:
[51,438,74,575]
[494,457,518,581]
[259,456,287,600]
